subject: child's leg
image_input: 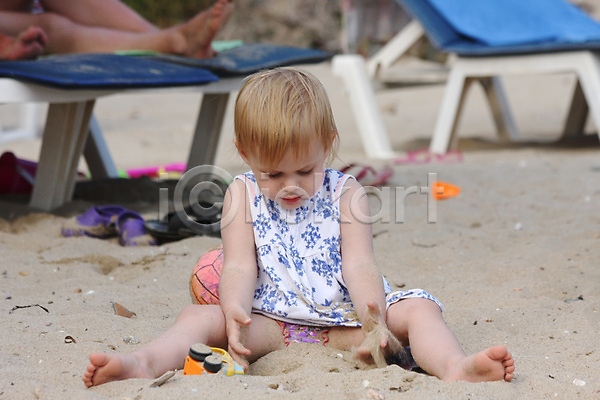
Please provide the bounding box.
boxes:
[82,306,285,387]
[83,304,228,387]
[386,298,515,382]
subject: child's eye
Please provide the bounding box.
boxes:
[298,168,313,176]
[268,172,282,178]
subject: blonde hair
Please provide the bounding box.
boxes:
[234,68,339,169]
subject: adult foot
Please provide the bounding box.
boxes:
[82,353,154,387]
[445,345,515,382]
[0,26,47,60]
[176,0,234,58]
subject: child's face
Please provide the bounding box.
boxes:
[244,144,327,210]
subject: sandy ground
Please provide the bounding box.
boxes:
[1,61,599,399]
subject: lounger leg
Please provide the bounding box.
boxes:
[332,54,395,159]
[430,66,472,154]
[562,79,588,138]
[574,53,600,142]
[30,100,95,211]
[83,114,119,179]
[479,76,519,142]
[187,92,229,168]
[366,20,425,78]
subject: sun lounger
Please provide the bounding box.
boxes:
[0,45,331,211]
[396,0,600,153]
[337,0,600,157]
[146,43,331,168]
[0,53,219,210]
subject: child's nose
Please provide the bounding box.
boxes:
[282,175,299,189]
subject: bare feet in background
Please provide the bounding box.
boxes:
[0,0,232,59]
[0,26,47,60]
[175,0,234,58]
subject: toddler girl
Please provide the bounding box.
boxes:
[83,68,514,387]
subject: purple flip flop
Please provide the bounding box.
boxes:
[61,205,125,238]
[116,210,157,246]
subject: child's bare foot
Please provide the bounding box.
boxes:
[0,26,47,60]
[82,353,154,387]
[174,0,234,59]
[444,346,515,382]
[355,302,412,369]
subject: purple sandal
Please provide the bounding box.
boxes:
[61,205,125,238]
[116,210,157,246]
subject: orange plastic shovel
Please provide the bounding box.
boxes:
[432,181,461,200]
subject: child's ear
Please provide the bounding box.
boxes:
[234,139,250,164]
[239,151,250,165]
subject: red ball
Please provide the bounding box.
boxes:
[189,244,223,305]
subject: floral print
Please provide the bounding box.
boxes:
[236,169,442,327]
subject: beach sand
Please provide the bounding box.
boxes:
[1,62,599,399]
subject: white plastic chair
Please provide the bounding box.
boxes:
[398,0,600,153]
[331,19,426,159]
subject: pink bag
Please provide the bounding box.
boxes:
[0,151,37,194]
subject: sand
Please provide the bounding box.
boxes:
[1,62,599,399]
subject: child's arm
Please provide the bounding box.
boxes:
[339,178,387,326]
[340,179,409,367]
[219,179,258,366]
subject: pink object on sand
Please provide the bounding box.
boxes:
[0,151,37,194]
[126,162,187,178]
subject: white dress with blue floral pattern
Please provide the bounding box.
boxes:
[236,168,442,327]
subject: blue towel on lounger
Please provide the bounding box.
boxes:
[146,43,333,76]
[0,53,218,89]
[399,0,600,55]
[428,0,600,46]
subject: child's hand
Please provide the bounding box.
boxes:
[225,307,252,368]
[355,302,410,368]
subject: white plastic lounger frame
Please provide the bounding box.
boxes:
[429,50,600,153]
[331,20,426,160]
[0,77,241,211]
[334,15,600,156]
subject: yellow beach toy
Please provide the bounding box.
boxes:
[183,343,244,376]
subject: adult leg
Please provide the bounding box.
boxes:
[385,298,515,382]
[0,0,31,12]
[0,0,232,57]
[0,11,147,53]
[40,0,158,33]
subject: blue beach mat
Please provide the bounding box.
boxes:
[146,43,333,76]
[0,53,218,89]
[399,0,600,55]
